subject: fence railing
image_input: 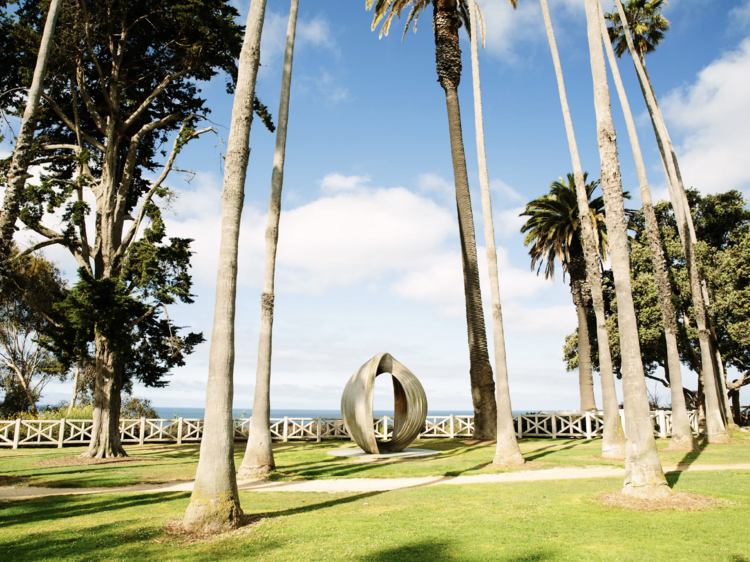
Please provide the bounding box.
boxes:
[0,409,717,449]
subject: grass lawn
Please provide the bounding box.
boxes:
[2,433,750,489]
[0,470,748,561]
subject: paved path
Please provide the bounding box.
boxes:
[2,463,749,500]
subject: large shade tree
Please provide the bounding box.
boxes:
[2,0,243,457]
[367,0,498,440]
[521,173,608,413]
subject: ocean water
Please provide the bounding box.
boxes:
[153,407,528,419]
[154,407,480,419]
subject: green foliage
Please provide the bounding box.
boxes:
[604,0,670,59]
[564,190,750,391]
[120,396,158,419]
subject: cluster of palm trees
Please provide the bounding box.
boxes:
[0,0,735,533]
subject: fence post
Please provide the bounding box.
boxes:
[177,417,183,445]
[449,414,455,438]
[316,417,322,443]
[551,413,557,439]
[58,419,66,448]
[12,418,21,449]
[585,412,592,440]
[283,417,289,443]
[658,410,667,439]
[139,417,146,446]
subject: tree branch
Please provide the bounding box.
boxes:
[122,69,189,132]
[41,94,105,152]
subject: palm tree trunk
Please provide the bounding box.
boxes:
[584,0,668,497]
[239,0,299,478]
[467,0,523,464]
[597,3,697,452]
[434,0,497,441]
[0,0,63,283]
[576,298,597,412]
[539,0,625,458]
[612,0,729,444]
[184,0,268,534]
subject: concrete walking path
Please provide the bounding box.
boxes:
[2,462,749,501]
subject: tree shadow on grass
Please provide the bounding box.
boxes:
[666,444,706,487]
[354,540,555,562]
[524,440,587,462]
[0,491,189,528]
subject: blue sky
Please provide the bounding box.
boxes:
[8,0,750,412]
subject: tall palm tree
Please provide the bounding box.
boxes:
[0,0,63,284]
[184,0,268,534]
[367,0,498,440]
[596,1,697,451]
[583,0,668,497]
[538,0,626,459]
[521,174,607,413]
[607,0,729,443]
[466,0,523,466]
[239,0,299,478]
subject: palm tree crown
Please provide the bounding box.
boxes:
[604,0,670,59]
[521,173,607,282]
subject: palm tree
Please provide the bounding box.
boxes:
[521,174,607,413]
[367,0,498,440]
[466,0,523,466]
[0,0,63,284]
[239,0,299,478]
[582,0,669,497]
[184,0,268,534]
[607,0,729,443]
[596,2,697,451]
[538,0,626,459]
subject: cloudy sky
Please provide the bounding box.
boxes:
[6,0,750,412]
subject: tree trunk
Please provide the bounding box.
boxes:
[539,0,625,458]
[66,362,80,417]
[434,0,497,440]
[584,0,669,498]
[184,0,268,534]
[596,3,697,452]
[81,335,126,458]
[612,0,729,445]
[576,299,597,412]
[0,0,63,283]
[240,0,299,478]
[467,0,523,465]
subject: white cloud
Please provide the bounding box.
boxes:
[661,38,750,194]
[490,178,524,202]
[730,0,750,29]
[495,206,527,238]
[318,172,370,194]
[261,12,337,68]
[297,17,336,50]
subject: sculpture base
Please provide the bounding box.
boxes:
[327,448,439,459]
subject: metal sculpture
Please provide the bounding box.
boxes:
[341,353,428,453]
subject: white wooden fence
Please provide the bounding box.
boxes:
[0,410,702,449]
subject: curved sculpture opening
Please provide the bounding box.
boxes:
[341,353,428,453]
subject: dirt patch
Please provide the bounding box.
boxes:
[37,456,156,468]
[0,475,29,486]
[162,516,260,544]
[599,491,732,512]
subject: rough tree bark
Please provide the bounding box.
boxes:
[597,2,697,452]
[239,0,299,478]
[434,0,497,440]
[539,0,625,458]
[569,249,597,412]
[467,0,524,465]
[0,0,63,284]
[612,0,728,444]
[184,0,268,534]
[584,0,669,497]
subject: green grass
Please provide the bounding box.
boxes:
[3,433,750,489]
[1,470,749,561]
